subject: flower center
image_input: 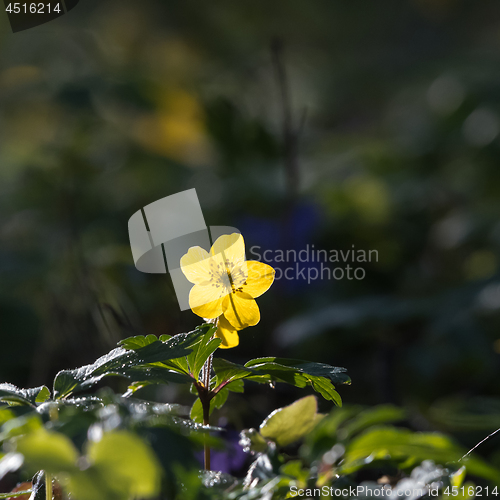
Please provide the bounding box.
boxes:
[206,256,247,294]
[224,260,247,293]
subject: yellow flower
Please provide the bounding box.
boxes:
[180,233,275,348]
[216,315,240,349]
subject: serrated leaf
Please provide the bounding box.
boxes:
[34,386,51,404]
[260,396,323,447]
[187,327,220,381]
[121,366,193,396]
[54,326,208,399]
[53,348,126,399]
[161,357,191,375]
[213,359,254,386]
[245,358,348,406]
[212,358,348,405]
[94,329,207,375]
[309,376,342,405]
[245,358,350,385]
[0,384,51,407]
[118,334,159,350]
[120,325,215,381]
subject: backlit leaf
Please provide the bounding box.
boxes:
[0,384,51,407]
[260,396,323,447]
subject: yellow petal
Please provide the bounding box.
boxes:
[242,261,275,298]
[223,291,260,329]
[210,233,246,273]
[189,284,225,319]
[216,315,240,349]
[180,246,212,285]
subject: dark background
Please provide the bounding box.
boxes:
[2,0,500,466]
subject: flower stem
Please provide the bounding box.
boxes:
[202,353,213,471]
[45,472,52,500]
[202,399,211,471]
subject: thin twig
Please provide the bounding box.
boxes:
[459,427,500,462]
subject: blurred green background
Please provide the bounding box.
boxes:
[2,0,500,465]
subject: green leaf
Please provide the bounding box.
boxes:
[213,387,229,410]
[280,460,309,483]
[122,367,194,396]
[119,334,192,377]
[94,329,207,375]
[245,357,350,385]
[87,431,161,498]
[303,406,407,463]
[15,429,79,473]
[61,431,162,500]
[260,395,323,447]
[341,426,500,481]
[0,415,43,442]
[54,326,208,399]
[212,358,347,405]
[212,358,255,386]
[245,357,349,405]
[34,386,51,404]
[117,364,194,385]
[64,468,112,500]
[115,326,214,381]
[0,384,51,407]
[450,466,467,488]
[118,334,159,350]
[190,398,203,423]
[226,379,245,393]
[309,376,342,405]
[119,325,216,380]
[302,406,364,461]
[0,408,15,426]
[187,326,220,380]
[343,405,406,438]
[0,490,33,499]
[53,348,126,399]
[158,357,191,377]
